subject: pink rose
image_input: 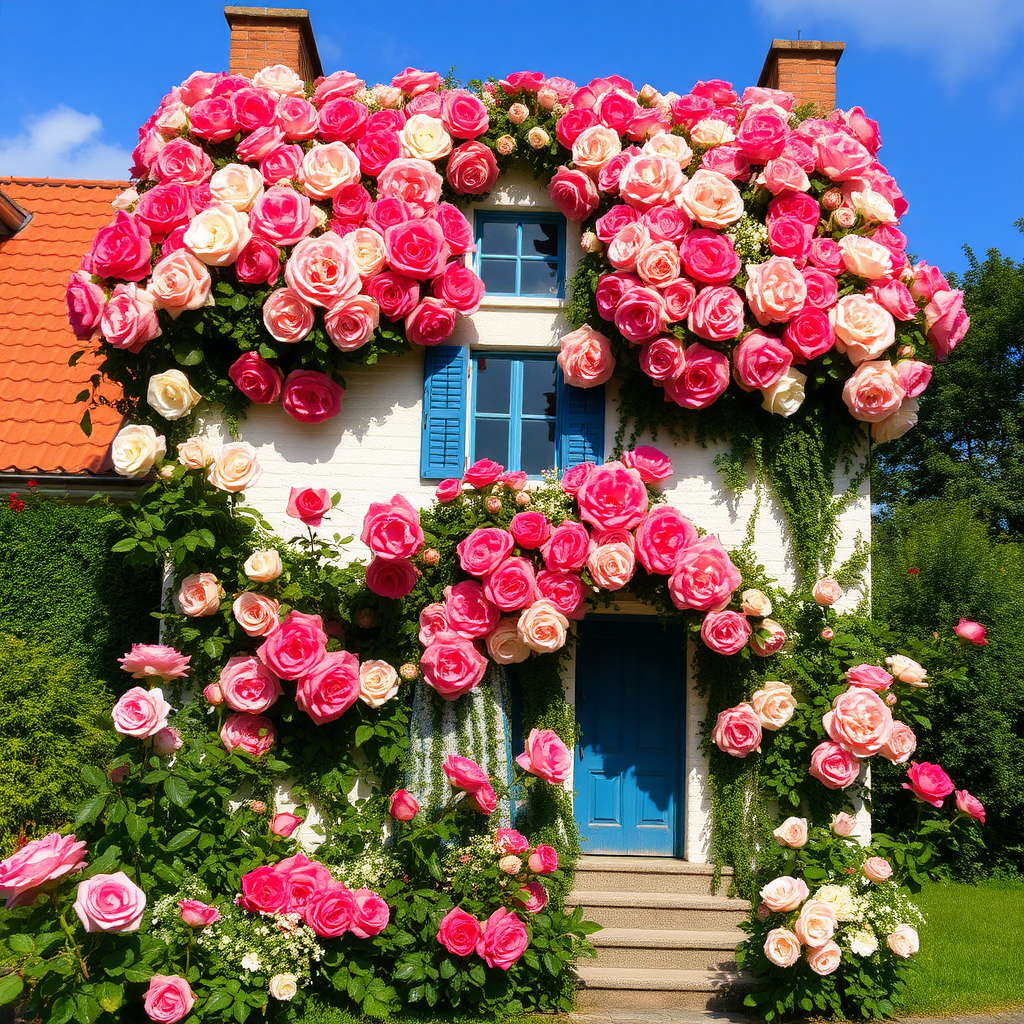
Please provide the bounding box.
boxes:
[285,231,360,308]
[149,250,214,316]
[422,635,489,699]
[767,215,813,264]
[902,761,955,807]
[833,295,897,365]
[954,618,987,645]
[270,812,304,837]
[287,486,333,527]
[303,884,357,937]
[377,159,442,216]
[845,664,893,692]
[556,108,599,148]
[614,286,668,343]
[365,557,418,598]
[887,925,919,959]
[750,619,787,657]
[118,644,190,681]
[764,927,801,968]
[279,96,319,140]
[842,361,906,423]
[318,97,368,142]
[745,257,807,326]
[560,461,595,495]
[219,655,282,713]
[809,237,844,274]
[151,139,214,186]
[618,154,685,209]
[441,89,489,138]
[925,289,970,362]
[315,70,367,105]
[809,741,861,789]
[577,461,649,531]
[495,828,530,854]
[220,712,276,757]
[74,871,146,932]
[689,284,747,341]
[528,844,558,874]
[643,205,691,244]
[178,899,220,927]
[65,272,105,339]
[101,284,161,352]
[861,856,893,884]
[362,494,424,560]
[909,261,950,302]
[823,687,893,757]
[595,272,642,320]
[258,610,328,679]
[238,865,288,914]
[608,222,649,272]
[296,650,360,725]
[639,335,686,382]
[418,603,451,647]
[955,789,985,824]
[812,578,844,606]
[761,156,810,194]
[547,166,600,221]
[893,359,932,399]
[349,887,390,938]
[783,308,835,363]
[635,506,698,575]
[596,205,639,243]
[558,324,615,387]
[802,268,839,311]
[446,581,500,638]
[464,458,504,488]
[681,231,741,286]
[384,220,450,281]
[0,832,87,908]
[664,343,730,410]
[433,262,485,315]
[249,185,316,246]
[457,528,515,576]
[509,512,551,550]
[831,812,858,836]
[188,96,238,143]
[282,369,344,423]
[869,280,918,321]
[620,446,671,484]
[636,240,682,288]
[405,298,457,346]
[262,287,315,344]
[536,570,587,619]
[390,789,420,821]
[228,352,282,404]
[353,131,400,177]
[446,141,500,195]
[806,940,842,976]
[736,108,789,163]
[112,686,172,739]
[444,754,490,793]
[542,521,591,573]
[133,183,193,241]
[391,67,442,96]
[144,975,195,1024]
[814,131,872,181]
[437,906,483,957]
[516,728,572,784]
[712,703,762,757]
[434,202,475,255]
[701,609,752,655]
[485,557,539,611]
[587,538,635,590]
[477,908,529,970]
[732,330,793,391]
[515,881,549,914]
[760,876,809,914]
[435,478,463,502]
[662,279,699,324]
[668,536,741,611]
[365,271,420,321]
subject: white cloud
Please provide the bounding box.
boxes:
[752,0,1024,81]
[0,105,131,180]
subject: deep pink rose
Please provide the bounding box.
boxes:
[477,908,529,970]
[437,906,484,956]
[239,864,289,914]
[434,202,476,255]
[405,298,457,345]
[680,231,741,286]
[365,557,419,598]
[65,272,105,339]
[621,445,672,483]
[435,478,462,502]
[576,461,649,531]
[664,342,730,410]
[349,887,390,938]
[0,833,87,909]
[391,67,442,96]
[318,97,369,142]
[446,141,500,195]
[846,664,894,692]
[331,182,372,225]
[556,108,599,148]
[712,703,762,757]
[278,96,319,140]
[635,506,698,575]
[133,183,193,242]
[732,329,793,391]
[802,268,839,311]
[516,728,571,784]
[219,655,283,714]
[809,237,844,274]
[366,271,420,320]
[281,370,344,423]
[464,458,504,488]
[902,761,955,808]
[260,145,304,185]
[220,712,276,757]
[814,130,873,181]
[178,899,220,927]
[955,618,987,645]
[362,494,424,560]
[595,272,642,320]
[151,139,214,185]
[561,461,595,495]
[596,205,639,243]
[598,148,639,195]
[767,215,813,264]
[390,789,420,821]
[509,511,551,549]
[296,650,361,725]
[701,144,752,182]
[868,280,918,321]
[668,536,741,611]
[384,220,449,281]
[547,166,600,221]
[615,286,668,343]
[643,204,691,244]
[909,261,950,302]
[484,557,539,611]
[249,185,315,246]
[269,812,304,837]
[258,610,328,679]
[702,610,753,656]
[768,191,820,229]
[304,884,357,938]
[441,89,489,138]
[188,96,238,143]
[228,352,282,404]
[287,485,333,527]
[515,880,549,914]
[736,109,789,163]
[231,87,278,131]
[536,569,587,619]
[542,521,591,572]
[458,527,515,576]
[314,69,366,105]
[434,262,485,315]
[528,843,558,874]
[688,285,745,342]
[639,335,686,382]
[446,581,500,638]
[783,308,835,363]
[423,637,489,699]
[955,789,985,824]
[670,93,713,127]
[235,237,281,286]
[662,278,698,324]
[356,131,402,177]
[809,741,861,789]
[87,212,152,281]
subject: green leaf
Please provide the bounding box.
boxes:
[80,409,93,437]
[171,341,204,366]
[124,964,155,983]
[111,537,137,553]
[125,813,148,843]
[164,776,192,808]
[74,389,90,404]
[166,828,200,852]
[354,724,374,747]
[204,989,233,1013]
[8,934,33,954]
[68,350,85,367]
[74,794,107,826]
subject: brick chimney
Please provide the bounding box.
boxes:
[224,6,323,81]
[758,39,845,113]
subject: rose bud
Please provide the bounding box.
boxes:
[270,812,304,837]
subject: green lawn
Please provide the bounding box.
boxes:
[901,878,1024,1016]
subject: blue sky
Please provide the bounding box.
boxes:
[1,0,1021,277]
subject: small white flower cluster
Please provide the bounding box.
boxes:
[726,214,770,266]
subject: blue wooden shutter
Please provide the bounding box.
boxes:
[421,346,468,479]
[557,374,605,471]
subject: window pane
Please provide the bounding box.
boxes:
[519,260,560,296]
[474,419,509,466]
[479,219,517,255]
[521,419,557,476]
[521,359,557,416]
[479,258,517,294]
[521,220,560,258]
[475,357,511,414]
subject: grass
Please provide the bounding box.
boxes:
[901,878,1024,1016]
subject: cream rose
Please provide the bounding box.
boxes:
[111,424,166,478]
[209,163,265,212]
[517,599,569,654]
[207,441,262,492]
[643,131,693,166]
[848,187,897,226]
[690,118,736,146]
[527,127,550,149]
[680,170,744,228]
[761,367,807,418]
[400,114,453,161]
[764,927,801,968]
[814,884,857,922]
[149,251,213,318]
[176,572,222,616]
[177,435,218,469]
[572,125,622,177]
[147,370,201,421]
[183,204,253,266]
[344,227,387,278]
[300,142,361,200]
[760,876,809,913]
[885,655,928,687]
[849,928,879,956]
[833,295,896,364]
[887,924,919,958]
[244,549,283,583]
[773,816,808,849]
[268,973,298,1000]
[741,589,772,617]
[795,899,838,948]
[486,619,532,665]
[750,681,796,731]
[871,398,919,443]
[252,65,305,97]
[839,234,893,282]
[359,660,400,708]
[232,592,281,637]
[746,257,807,326]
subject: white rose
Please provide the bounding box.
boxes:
[832,295,896,364]
[112,188,139,211]
[839,234,893,281]
[750,681,796,731]
[252,64,305,97]
[177,435,218,469]
[871,398,919,443]
[147,370,202,421]
[183,203,253,266]
[399,114,453,161]
[358,660,400,708]
[343,227,387,277]
[642,131,693,166]
[885,654,928,687]
[244,549,283,583]
[486,619,532,665]
[517,600,569,654]
[373,84,403,109]
[155,103,188,137]
[268,973,298,1000]
[689,118,736,146]
[111,424,166,478]
[849,928,879,957]
[580,230,603,254]
[209,163,265,212]
[241,953,260,973]
[848,187,897,226]
[207,441,262,492]
[761,367,807,417]
[678,169,744,228]
[300,142,361,200]
[814,884,858,922]
[149,250,214,318]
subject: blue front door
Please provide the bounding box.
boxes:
[574,617,685,856]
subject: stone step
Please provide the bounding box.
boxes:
[574,855,734,897]
[591,927,743,971]
[576,966,751,1011]
[567,891,750,931]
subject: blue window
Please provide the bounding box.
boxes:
[475,211,566,298]
[421,347,603,480]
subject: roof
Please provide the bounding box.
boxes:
[0,178,127,474]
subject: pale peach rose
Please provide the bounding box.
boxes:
[285,232,361,308]
[607,222,650,271]
[572,125,622,177]
[177,436,218,469]
[325,294,380,351]
[745,256,807,325]
[822,687,893,758]
[176,572,223,616]
[232,592,281,637]
[268,973,298,1000]
[806,940,842,975]
[750,681,796,731]
[760,876,809,913]
[838,234,894,281]
[300,142,361,199]
[813,578,843,606]
[842,360,906,423]
[887,925,919,958]
[496,135,516,156]
[581,230,602,254]
[741,589,772,617]
[871,398,919,442]
[209,163,265,212]
[618,154,686,208]
[862,857,893,882]
[111,424,166,478]
[400,114,453,161]
[207,441,262,492]
[252,65,305,97]
[183,204,252,266]
[146,370,202,421]
[831,812,858,837]
[815,884,857,921]
[586,541,636,591]
[764,927,801,968]
[759,157,810,194]
[149,251,213,318]
[359,660,400,708]
[112,188,140,211]
[263,287,315,343]
[508,103,529,125]
[498,855,522,875]
[679,170,743,228]
[635,240,681,287]
[374,85,403,108]
[879,719,917,764]
[885,655,928,687]
[690,118,736,145]
[761,368,807,417]
[517,599,569,654]
[773,816,808,849]
[832,295,896,364]
[795,900,838,948]
[343,227,387,278]
[244,549,283,583]
[527,127,550,149]
[557,324,615,388]
[643,131,693,166]
[486,620,532,665]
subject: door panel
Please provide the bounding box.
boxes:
[575,617,685,856]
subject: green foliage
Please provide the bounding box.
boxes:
[0,635,118,857]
